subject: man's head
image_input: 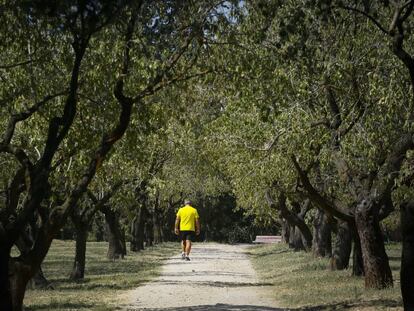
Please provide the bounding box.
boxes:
[184,199,191,205]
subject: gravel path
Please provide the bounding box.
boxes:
[119,243,283,311]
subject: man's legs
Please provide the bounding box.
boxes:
[181,240,186,259]
[185,239,192,256]
[181,240,186,252]
[180,231,194,261]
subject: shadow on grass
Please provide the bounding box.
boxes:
[297,298,401,310]
[48,279,151,291]
[85,262,154,276]
[49,259,157,284]
[248,249,292,258]
[125,299,401,311]
[26,302,95,310]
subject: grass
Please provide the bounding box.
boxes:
[248,242,403,310]
[23,240,179,311]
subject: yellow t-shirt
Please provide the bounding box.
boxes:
[176,205,199,231]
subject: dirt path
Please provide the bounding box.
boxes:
[119,243,282,311]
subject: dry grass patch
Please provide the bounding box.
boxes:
[24,240,178,311]
[249,242,403,310]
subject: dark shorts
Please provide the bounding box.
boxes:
[180,231,195,241]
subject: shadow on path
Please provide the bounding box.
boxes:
[122,298,401,311]
[123,303,285,310]
[149,280,274,287]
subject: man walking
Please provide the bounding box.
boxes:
[175,199,200,261]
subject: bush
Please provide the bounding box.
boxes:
[224,226,252,244]
[382,211,402,242]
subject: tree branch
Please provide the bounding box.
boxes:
[379,133,414,199]
[0,57,38,70]
[337,5,389,35]
[291,155,353,222]
[133,30,196,103]
[265,189,313,250]
[1,91,66,145]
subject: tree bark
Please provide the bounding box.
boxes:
[265,191,312,251]
[130,206,146,252]
[352,233,364,276]
[355,199,392,288]
[95,216,105,242]
[312,208,332,257]
[289,226,304,251]
[0,244,12,311]
[330,220,352,270]
[70,223,88,280]
[153,213,163,244]
[153,197,163,244]
[401,201,414,310]
[15,230,50,290]
[280,219,290,244]
[15,223,52,289]
[145,215,154,247]
[9,258,32,311]
[103,207,126,260]
[29,266,52,289]
[130,215,141,251]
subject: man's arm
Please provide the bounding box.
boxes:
[174,216,180,235]
[195,218,200,235]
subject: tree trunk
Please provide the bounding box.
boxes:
[29,266,52,289]
[70,223,88,280]
[130,215,142,251]
[330,220,352,270]
[9,259,32,311]
[352,233,364,276]
[153,195,163,244]
[280,219,290,244]
[145,213,154,247]
[292,200,313,251]
[355,199,392,288]
[130,217,137,251]
[16,225,52,289]
[268,194,312,251]
[4,213,57,310]
[130,206,145,252]
[104,208,125,260]
[95,216,105,242]
[401,201,414,310]
[0,245,12,311]
[153,215,163,244]
[153,208,163,244]
[312,208,332,257]
[137,209,145,250]
[121,228,127,256]
[289,226,305,251]
[145,226,154,247]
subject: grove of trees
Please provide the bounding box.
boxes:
[1,1,414,310]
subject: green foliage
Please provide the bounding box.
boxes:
[223,225,252,244]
